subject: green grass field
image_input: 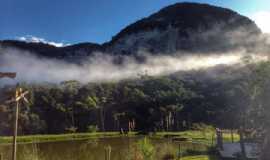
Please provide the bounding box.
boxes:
[180,155,219,160]
[0,130,227,160]
[0,132,132,144]
[0,130,239,145]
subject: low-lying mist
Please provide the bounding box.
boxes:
[0,47,268,85]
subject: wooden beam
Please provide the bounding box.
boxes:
[5,91,29,104]
[0,72,16,79]
[15,91,29,102]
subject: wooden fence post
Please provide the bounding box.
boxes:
[178,143,181,159]
[239,128,247,159]
[211,133,214,147]
[105,145,111,160]
[231,129,234,143]
[216,128,223,150]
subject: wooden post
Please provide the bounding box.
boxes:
[10,86,29,160]
[12,100,19,160]
[105,145,111,160]
[231,129,234,143]
[0,153,3,160]
[211,133,214,147]
[220,131,223,149]
[239,128,247,159]
[178,143,181,159]
[100,107,105,132]
[216,128,223,150]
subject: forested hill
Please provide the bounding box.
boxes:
[0,60,267,135]
[0,2,261,59]
[0,73,247,135]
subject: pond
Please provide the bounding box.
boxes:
[0,136,209,160]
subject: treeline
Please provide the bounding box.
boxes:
[1,60,270,159]
[0,73,245,136]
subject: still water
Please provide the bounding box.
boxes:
[0,137,208,160]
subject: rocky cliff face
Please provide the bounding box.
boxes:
[106,2,260,55]
[0,2,262,59]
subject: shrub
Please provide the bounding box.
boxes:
[65,126,78,133]
[137,137,155,160]
[87,125,99,133]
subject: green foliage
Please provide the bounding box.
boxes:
[137,137,155,160]
[0,73,251,135]
[87,125,99,133]
[65,126,78,133]
[191,123,214,131]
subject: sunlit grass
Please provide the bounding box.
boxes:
[0,131,224,159]
[0,132,134,144]
[180,155,219,160]
[0,130,239,145]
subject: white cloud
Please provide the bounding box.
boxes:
[0,47,267,84]
[250,11,270,33]
[17,35,69,47]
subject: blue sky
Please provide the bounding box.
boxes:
[1,0,269,46]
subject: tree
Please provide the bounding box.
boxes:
[231,60,270,160]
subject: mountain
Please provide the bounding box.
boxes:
[106,2,260,55]
[0,40,103,59]
[0,2,262,59]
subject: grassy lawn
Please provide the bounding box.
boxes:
[0,130,239,145]
[0,132,135,144]
[0,131,223,159]
[180,155,219,160]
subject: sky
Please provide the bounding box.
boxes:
[0,0,269,46]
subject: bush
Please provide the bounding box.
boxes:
[65,126,78,133]
[137,137,155,160]
[87,125,99,133]
[191,123,214,131]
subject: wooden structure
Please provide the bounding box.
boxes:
[0,72,29,160]
[0,72,16,79]
[6,87,29,160]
